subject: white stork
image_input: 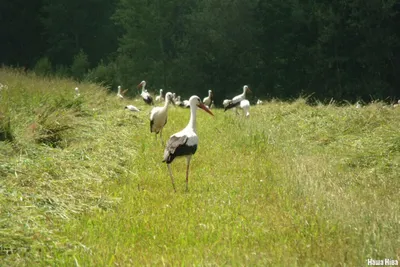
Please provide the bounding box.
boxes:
[182,99,190,108]
[393,99,400,108]
[240,99,250,117]
[222,99,230,108]
[137,80,154,105]
[156,89,164,102]
[203,90,213,108]
[224,85,251,111]
[256,99,263,105]
[150,92,174,143]
[74,87,80,98]
[125,105,140,112]
[162,95,213,192]
[117,85,128,99]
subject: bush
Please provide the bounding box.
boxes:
[70,50,90,81]
[85,61,119,89]
[33,57,52,76]
[55,65,70,78]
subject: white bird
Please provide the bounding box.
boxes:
[156,89,164,102]
[163,95,213,192]
[175,96,183,107]
[150,92,174,143]
[125,105,140,112]
[74,87,80,97]
[224,85,251,111]
[356,101,362,109]
[117,85,127,99]
[393,99,400,108]
[256,99,263,105]
[203,90,213,108]
[222,99,230,108]
[137,80,154,105]
[182,99,190,108]
[240,99,250,117]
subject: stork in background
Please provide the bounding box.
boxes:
[137,80,154,105]
[125,105,140,112]
[240,99,250,117]
[203,90,213,108]
[74,87,80,98]
[117,85,128,99]
[224,85,251,111]
[150,92,175,144]
[163,95,213,192]
[156,89,164,102]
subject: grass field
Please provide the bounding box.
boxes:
[1,67,399,266]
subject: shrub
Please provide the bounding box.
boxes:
[33,57,52,76]
[70,50,90,81]
[85,61,119,88]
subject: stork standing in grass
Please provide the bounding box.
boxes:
[156,89,164,102]
[163,95,213,192]
[138,80,153,105]
[150,92,174,144]
[224,85,251,111]
[117,85,128,99]
[203,90,213,108]
[74,87,80,98]
[240,99,250,117]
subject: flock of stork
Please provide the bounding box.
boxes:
[107,80,252,192]
[75,80,399,192]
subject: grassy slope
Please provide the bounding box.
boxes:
[0,68,399,266]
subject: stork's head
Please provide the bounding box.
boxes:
[165,92,175,105]
[160,89,163,93]
[189,95,214,116]
[243,85,251,93]
[137,80,146,89]
[118,85,121,89]
[75,87,79,92]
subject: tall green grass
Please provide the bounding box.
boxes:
[0,67,399,266]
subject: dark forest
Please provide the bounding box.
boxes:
[1,0,400,102]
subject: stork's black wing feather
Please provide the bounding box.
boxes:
[224,100,240,111]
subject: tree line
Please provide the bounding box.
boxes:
[1,0,400,103]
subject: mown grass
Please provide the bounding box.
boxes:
[0,67,399,266]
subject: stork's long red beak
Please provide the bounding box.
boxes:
[137,82,143,89]
[198,103,214,116]
[247,87,252,93]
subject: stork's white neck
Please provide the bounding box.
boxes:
[141,83,146,93]
[242,87,247,97]
[163,96,171,110]
[118,87,121,94]
[186,103,197,133]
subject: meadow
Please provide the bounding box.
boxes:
[0,67,399,266]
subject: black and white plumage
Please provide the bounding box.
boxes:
[182,99,190,108]
[162,95,214,192]
[125,105,140,112]
[137,80,154,105]
[203,90,213,108]
[150,92,174,143]
[222,99,230,108]
[224,85,251,111]
[156,89,164,102]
